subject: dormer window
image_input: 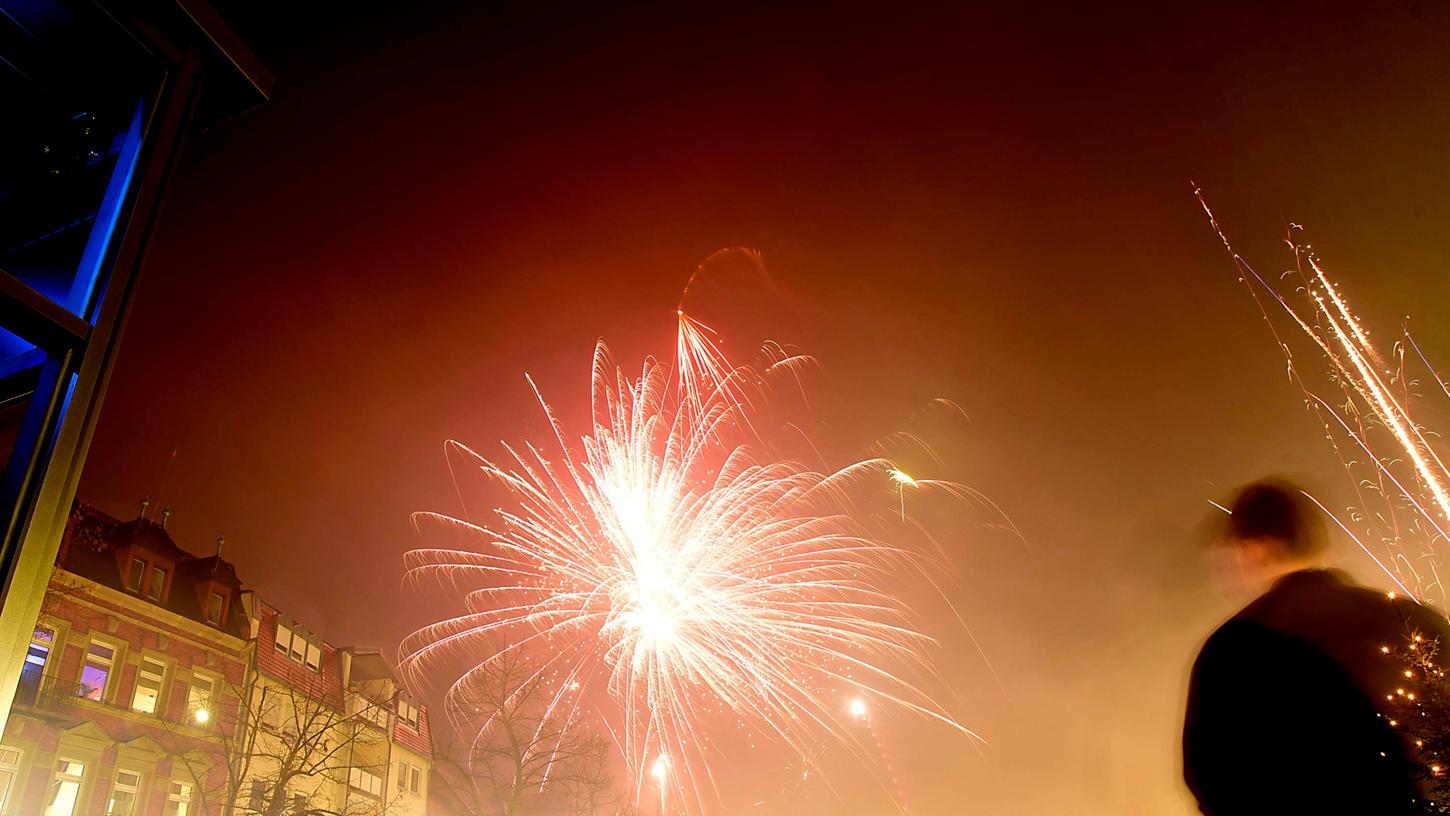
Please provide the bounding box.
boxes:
[206,592,226,625]
[125,558,145,593]
[147,567,167,601]
[397,698,419,729]
[274,617,322,673]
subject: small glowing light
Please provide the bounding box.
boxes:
[1433,765,1442,775]
[651,755,669,781]
[1406,670,1415,678]
[1382,646,1392,653]
[1389,592,1398,600]
[194,708,210,724]
[569,681,580,691]
[849,698,867,719]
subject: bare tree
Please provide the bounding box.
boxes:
[161,669,401,816]
[430,652,619,816]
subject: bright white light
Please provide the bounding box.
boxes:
[194,708,210,724]
[849,698,867,719]
[651,754,669,781]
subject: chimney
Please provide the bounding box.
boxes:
[139,497,150,519]
[161,506,171,528]
[216,535,225,559]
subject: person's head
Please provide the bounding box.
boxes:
[1221,479,1326,582]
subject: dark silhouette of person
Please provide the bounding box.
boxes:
[1183,479,1450,815]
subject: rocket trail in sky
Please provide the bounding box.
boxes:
[1197,189,1450,607]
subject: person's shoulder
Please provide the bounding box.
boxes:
[1194,616,1283,670]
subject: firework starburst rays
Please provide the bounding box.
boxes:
[402,299,985,812]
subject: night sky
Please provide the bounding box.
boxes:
[78,2,1450,813]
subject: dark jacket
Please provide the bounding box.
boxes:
[1183,569,1450,815]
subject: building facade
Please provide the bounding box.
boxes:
[0,504,431,815]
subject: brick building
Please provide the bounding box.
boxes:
[0,504,431,815]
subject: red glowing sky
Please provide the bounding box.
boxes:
[80,2,1450,812]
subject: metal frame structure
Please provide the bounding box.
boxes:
[0,0,270,734]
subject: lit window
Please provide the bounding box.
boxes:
[164,781,192,816]
[22,626,54,699]
[80,641,116,701]
[26,626,54,671]
[148,567,167,600]
[126,558,145,592]
[0,747,21,812]
[131,657,165,714]
[304,641,320,672]
[187,674,216,726]
[107,770,141,816]
[206,592,225,625]
[348,767,383,797]
[45,759,86,816]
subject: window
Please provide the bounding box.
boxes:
[397,761,422,794]
[348,767,382,797]
[131,656,165,714]
[125,558,145,592]
[147,567,167,600]
[397,698,419,728]
[206,592,225,625]
[80,641,116,701]
[248,779,265,811]
[186,674,216,726]
[44,759,86,816]
[164,782,192,816]
[0,747,21,812]
[21,625,54,703]
[273,618,321,673]
[107,770,141,816]
[290,793,305,815]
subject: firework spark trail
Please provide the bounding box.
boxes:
[1196,188,1450,607]
[401,272,1000,812]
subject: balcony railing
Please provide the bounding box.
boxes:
[12,673,82,716]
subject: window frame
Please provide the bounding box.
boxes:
[125,558,145,593]
[397,698,419,728]
[164,780,192,816]
[130,655,167,715]
[146,566,167,601]
[205,591,224,625]
[0,745,21,812]
[185,672,216,728]
[47,757,88,816]
[348,766,383,798]
[106,769,142,816]
[79,638,119,702]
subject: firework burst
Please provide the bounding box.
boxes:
[401,256,1001,812]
